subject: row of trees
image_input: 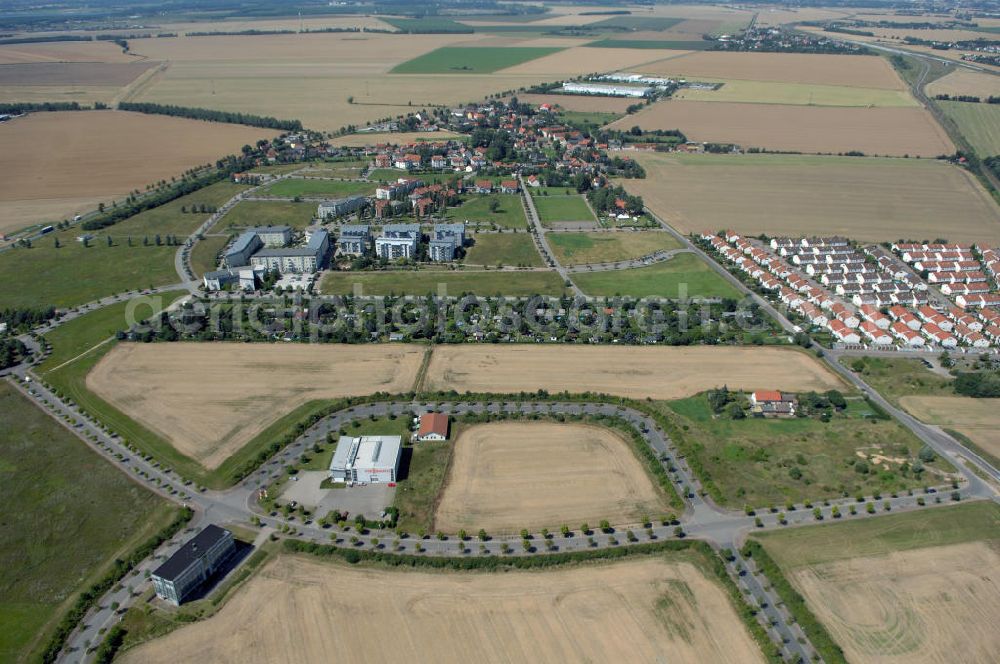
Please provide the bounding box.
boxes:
[0,306,56,332]
[118,101,303,131]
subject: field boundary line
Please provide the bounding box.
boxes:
[411,345,434,393]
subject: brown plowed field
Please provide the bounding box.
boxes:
[0,110,277,234]
[121,555,765,664]
[86,343,424,469]
[638,51,905,89]
[611,100,954,156]
[424,345,845,398]
[434,422,667,533]
[793,541,1000,663]
[623,152,1000,244]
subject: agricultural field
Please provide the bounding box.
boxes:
[320,269,566,297]
[0,111,273,236]
[445,194,528,229]
[0,381,173,663]
[464,232,543,267]
[424,345,845,400]
[572,253,741,299]
[899,396,1000,466]
[548,231,682,265]
[329,131,465,147]
[673,79,916,107]
[392,46,563,73]
[663,393,953,507]
[0,60,158,106]
[221,200,316,230]
[612,100,954,157]
[120,555,764,664]
[0,40,139,64]
[753,502,1000,664]
[623,152,1000,244]
[498,46,690,75]
[926,69,1000,99]
[531,192,596,224]
[435,422,667,533]
[257,178,374,198]
[85,343,425,471]
[937,100,1000,156]
[0,180,245,309]
[638,52,907,89]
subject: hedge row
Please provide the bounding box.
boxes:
[39,507,193,664]
[741,540,847,664]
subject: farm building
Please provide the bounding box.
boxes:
[151,525,236,605]
[417,413,449,441]
[329,435,402,484]
[749,390,797,417]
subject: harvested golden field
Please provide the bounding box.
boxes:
[424,345,845,398]
[623,152,1000,243]
[517,93,634,113]
[639,51,906,89]
[500,46,687,75]
[0,111,276,235]
[86,343,424,470]
[927,68,1000,98]
[0,40,139,64]
[612,100,954,157]
[0,61,156,86]
[435,422,667,533]
[121,555,764,664]
[900,395,1000,461]
[329,130,465,147]
[793,541,1000,663]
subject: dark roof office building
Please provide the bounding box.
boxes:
[152,525,236,605]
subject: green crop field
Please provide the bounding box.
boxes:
[446,194,528,229]
[591,16,684,30]
[548,231,682,265]
[531,193,596,224]
[0,181,243,310]
[321,269,565,296]
[754,500,1000,569]
[464,233,543,267]
[572,253,740,299]
[0,381,174,663]
[383,17,474,34]
[258,179,375,198]
[938,100,1000,156]
[590,39,715,50]
[661,393,954,508]
[222,200,316,230]
[676,79,917,107]
[39,291,188,374]
[560,110,624,129]
[190,235,229,277]
[391,46,563,74]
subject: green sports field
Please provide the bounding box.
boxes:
[571,252,740,299]
[391,46,563,74]
[0,381,173,663]
[938,100,1000,156]
[464,233,543,267]
[321,269,565,296]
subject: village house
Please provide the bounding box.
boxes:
[749,391,797,418]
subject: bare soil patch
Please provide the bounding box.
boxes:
[899,395,1000,461]
[638,51,905,89]
[793,541,1000,664]
[121,555,764,664]
[624,152,1000,243]
[0,41,138,64]
[0,61,156,86]
[0,110,276,234]
[86,343,424,470]
[424,345,845,399]
[435,422,667,533]
[612,100,953,156]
